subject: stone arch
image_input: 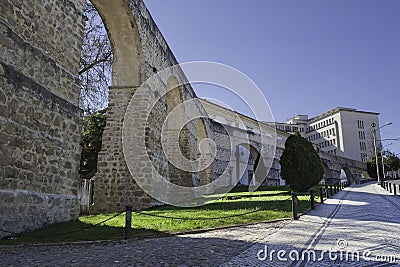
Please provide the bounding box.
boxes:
[321,161,332,185]
[88,0,150,213]
[84,0,211,213]
[90,0,144,86]
[341,166,356,184]
[232,143,260,186]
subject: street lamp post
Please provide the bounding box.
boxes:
[372,125,380,183]
[371,122,392,184]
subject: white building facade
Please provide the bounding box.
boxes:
[272,107,381,162]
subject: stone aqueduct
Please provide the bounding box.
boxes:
[0,0,367,235]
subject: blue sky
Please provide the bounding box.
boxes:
[143,0,400,154]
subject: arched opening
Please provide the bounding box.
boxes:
[230,144,260,187]
[341,167,355,184]
[278,163,285,186]
[80,0,148,214]
[79,0,112,113]
[340,169,348,182]
[90,0,143,87]
[78,0,115,214]
[79,0,145,111]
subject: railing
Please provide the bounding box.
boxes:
[291,181,350,221]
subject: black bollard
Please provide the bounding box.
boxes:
[394,184,397,195]
[334,184,337,194]
[125,205,133,240]
[319,187,324,204]
[292,192,298,220]
[310,190,315,210]
[330,185,333,196]
[389,183,392,194]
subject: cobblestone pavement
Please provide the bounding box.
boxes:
[222,183,400,267]
[0,220,289,266]
[1,183,399,266]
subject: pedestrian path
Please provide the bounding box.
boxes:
[0,183,399,266]
[222,182,400,266]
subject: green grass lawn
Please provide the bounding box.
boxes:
[0,188,314,245]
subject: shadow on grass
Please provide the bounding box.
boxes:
[0,219,163,245]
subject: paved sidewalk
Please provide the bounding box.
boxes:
[0,183,399,266]
[222,182,400,266]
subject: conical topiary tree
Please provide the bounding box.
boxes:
[280,133,324,192]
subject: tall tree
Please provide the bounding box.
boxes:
[79,0,113,114]
[367,150,400,178]
[79,109,107,179]
[383,150,400,177]
[366,159,382,179]
[280,133,324,192]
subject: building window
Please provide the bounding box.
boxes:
[357,120,365,129]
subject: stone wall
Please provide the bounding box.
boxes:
[0,0,84,236]
[319,151,367,184]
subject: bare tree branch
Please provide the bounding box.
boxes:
[79,52,112,75]
[79,0,113,114]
